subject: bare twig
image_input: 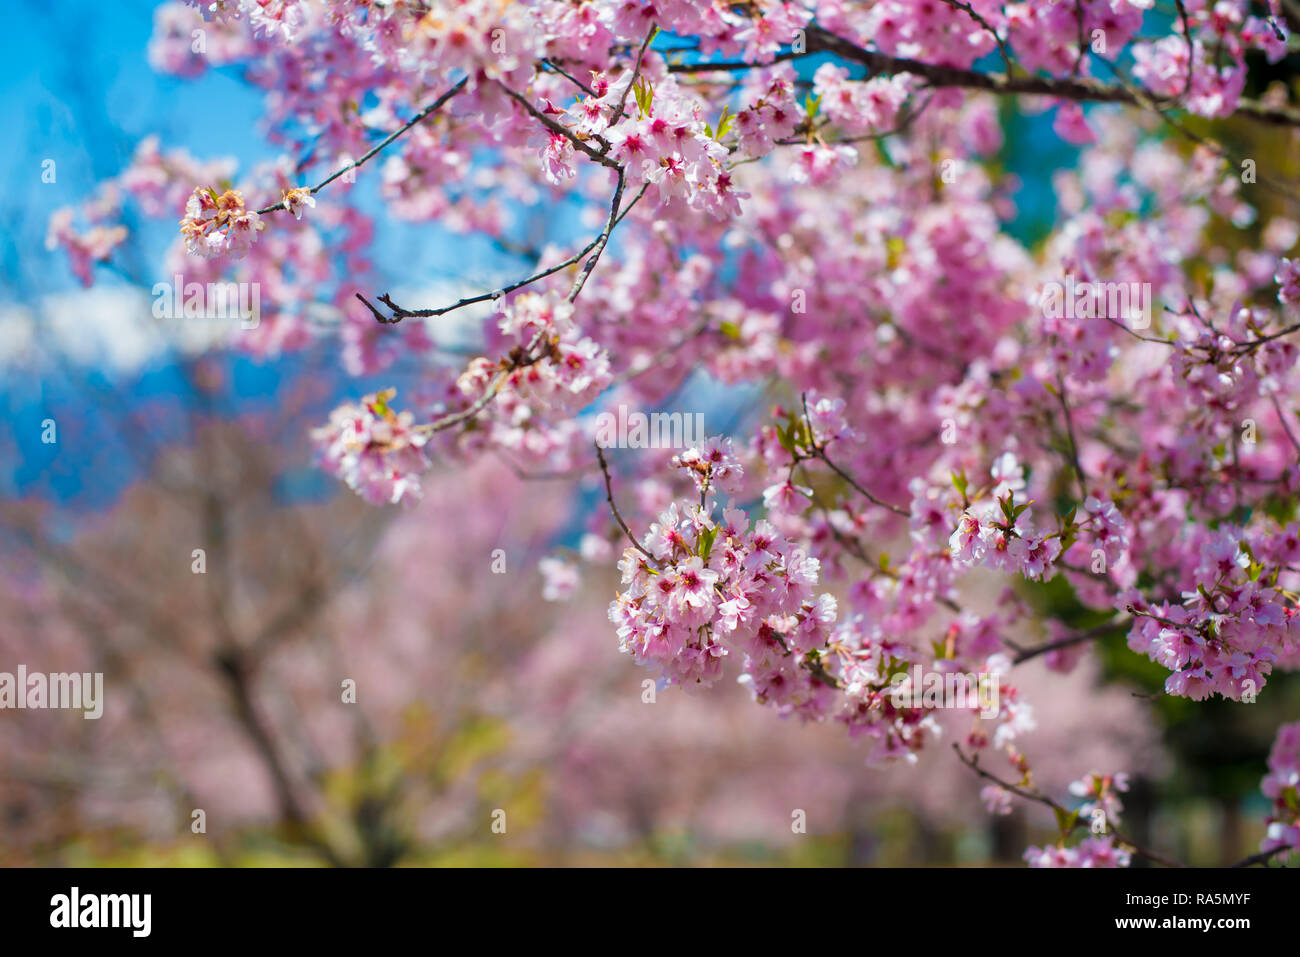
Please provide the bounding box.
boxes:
[358,169,644,324]
[953,745,1185,868]
[256,78,468,215]
[595,443,661,567]
[1006,617,1131,665]
[939,0,1013,74]
[1229,845,1292,868]
[798,393,910,518]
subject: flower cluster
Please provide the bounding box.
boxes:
[45,207,128,288]
[1122,526,1299,701]
[311,388,431,506]
[1069,770,1130,822]
[947,456,1063,583]
[456,293,612,415]
[1024,836,1132,868]
[608,498,834,691]
[671,436,745,496]
[179,186,265,259]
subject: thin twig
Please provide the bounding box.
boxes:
[1006,617,1131,665]
[953,745,1185,868]
[799,393,910,518]
[939,0,1013,74]
[595,443,661,567]
[256,78,468,215]
[357,168,643,324]
[608,24,658,128]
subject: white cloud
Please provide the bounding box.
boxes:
[0,284,231,374]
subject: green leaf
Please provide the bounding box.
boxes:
[776,421,796,455]
[1053,806,1080,834]
[697,525,719,562]
[874,139,897,170]
[951,469,969,499]
[715,106,733,140]
[631,77,654,118]
[885,236,906,269]
[793,417,812,451]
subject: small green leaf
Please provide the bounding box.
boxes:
[715,106,733,140]
[1053,806,1080,834]
[951,469,968,498]
[776,422,796,455]
[885,236,906,269]
[697,525,719,562]
[631,77,654,118]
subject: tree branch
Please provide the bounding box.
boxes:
[256,78,469,215]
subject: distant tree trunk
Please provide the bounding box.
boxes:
[1219,796,1242,866]
[991,811,1025,864]
[1126,776,1155,868]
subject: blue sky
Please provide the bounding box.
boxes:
[3,2,274,293]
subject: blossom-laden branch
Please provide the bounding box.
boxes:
[793,393,910,518]
[671,23,1300,128]
[956,744,1292,868]
[954,746,1183,868]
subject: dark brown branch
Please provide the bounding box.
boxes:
[1229,845,1293,868]
[595,442,661,568]
[799,393,910,518]
[953,745,1185,868]
[496,82,622,170]
[358,169,643,324]
[1005,617,1131,665]
[257,78,468,215]
[939,0,1013,74]
[676,25,1300,127]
